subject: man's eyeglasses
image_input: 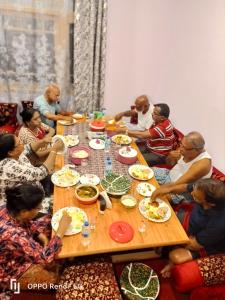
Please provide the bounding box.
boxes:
[180,142,199,151]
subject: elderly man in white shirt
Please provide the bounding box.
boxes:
[114,95,154,131]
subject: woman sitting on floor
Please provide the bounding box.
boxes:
[18,108,55,164]
[157,178,225,277]
[0,184,71,293]
[0,133,63,206]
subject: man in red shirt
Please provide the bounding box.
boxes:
[117,103,175,166]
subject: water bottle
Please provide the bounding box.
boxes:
[81,221,91,247]
[104,137,111,153]
[104,156,112,176]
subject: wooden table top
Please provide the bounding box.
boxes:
[53,119,189,259]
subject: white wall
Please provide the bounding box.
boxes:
[104,0,225,172]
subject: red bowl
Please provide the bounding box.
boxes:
[90,120,105,132]
[69,146,91,165]
[116,146,138,165]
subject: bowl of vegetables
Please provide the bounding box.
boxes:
[75,184,99,204]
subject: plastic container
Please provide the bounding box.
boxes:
[81,221,91,246]
[104,137,111,153]
[104,157,112,176]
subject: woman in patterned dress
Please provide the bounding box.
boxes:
[18,108,55,162]
[0,184,71,294]
[0,133,63,205]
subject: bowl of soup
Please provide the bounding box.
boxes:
[75,184,99,204]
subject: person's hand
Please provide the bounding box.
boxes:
[115,127,127,134]
[56,212,72,238]
[42,136,52,145]
[63,116,73,122]
[165,149,181,165]
[52,139,64,152]
[151,186,171,201]
[37,233,49,247]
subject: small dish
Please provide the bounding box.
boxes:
[80,174,100,186]
[120,195,137,208]
[51,135,67,154]
[73,113,83,119]
[58,119,77,126]
[89,138,105,150]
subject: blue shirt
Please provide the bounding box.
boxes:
[187,184,225,255]
[34,95,61,127]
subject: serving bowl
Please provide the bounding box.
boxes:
[117,146,137,165]
[74,184,99,205]
[69,146,91,165]
[89,120,106,132]
[120,194,137,208]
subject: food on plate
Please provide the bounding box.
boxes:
[137,182,156,196]
[112,135,131,145]
[145,200,168,220]
[52,167,80,187]
[64,135,79,146]
[131,167,151,180]
[72,150,88,158]
[101,172,131,194]
[76,186,97,198]
[52,207,86,235]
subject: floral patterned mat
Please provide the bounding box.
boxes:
[64,123,131,179]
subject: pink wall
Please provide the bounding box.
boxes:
[104,0,225,172]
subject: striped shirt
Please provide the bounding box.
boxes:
[146,119,175,156]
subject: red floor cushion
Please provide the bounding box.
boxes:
[190,285,225,300]
[0,102,19,134]
[56,257,122,300]
[172,254,225,293]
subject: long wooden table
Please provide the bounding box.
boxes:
[53,120,189,259]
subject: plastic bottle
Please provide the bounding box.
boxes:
[81,221,91,247]
[104,137,111,153]
[104,156,112,176]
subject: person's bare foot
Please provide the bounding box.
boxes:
[161,262,173,278]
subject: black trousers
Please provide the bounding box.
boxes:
[137,143,167,167]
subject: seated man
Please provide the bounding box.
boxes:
[114,95,153,131]
[34,84,74,127]
[117,103,175,166]
[158,179,225,278]
[152,131,212,204]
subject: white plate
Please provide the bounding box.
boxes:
[119,146,137,158]
[58,119,77,126]
[51,135,67,155]
[51,207,88,235]
[80,174,100,186]
[128,164,154,181]
[73,113,83,119]
[87,131,105,140]
[112,134,132,145]
[139,198,171,223]
[51,167,80,187]
[136,183,156,197]
[89,138,105,150]
[64,135,79,147]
